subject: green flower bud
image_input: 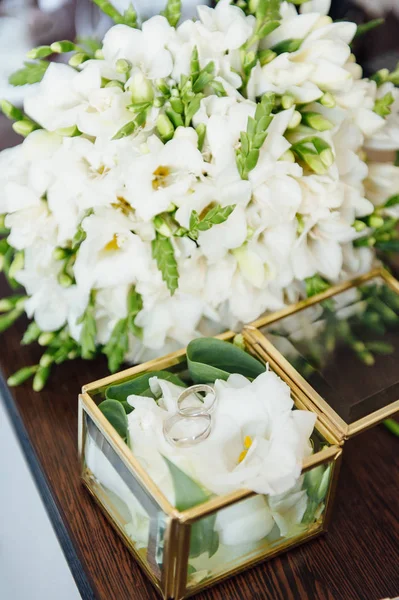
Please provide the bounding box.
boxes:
[166,203,176,212]
[156,79,170,96]
[319,92,336,108]
[33,366,51,391]
[7,365,38,387]
[280,149,296,163]
[8,251,24,279]
[170,97,184,114]
[12,119,38,137]
[95,49,104,60]
[58,272,74,287]
[38,332,56,346]
[368,215,384,229]
[22,322,41,345]
[27,45,53,59]
[104,80,124,90]
[303,153,327,175]
[196,123,206,151]
[156,113,175,143]
[0,308,23,333]
[56,126,80,137]
[258,49,277,66]
[154,97,166,108]
[233,333,246,351]
[319,148,334,168]
[353,220,367,232]
[302,111,334,131]
[116,58,131,74]
[69,53,90,68]
[53,247,69,261]
[51,40,77,53]
[296,214,305,235]
[0,100,24,121]
[67,350,78,360]
[281,94,295,110]
[40,353,54,368]
[130,72,154,105]
[287,110,302,129]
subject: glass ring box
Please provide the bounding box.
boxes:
[78,267,398,600]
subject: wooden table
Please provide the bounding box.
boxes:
[1,118,399,600]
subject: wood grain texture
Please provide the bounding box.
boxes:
[0,117,399,599]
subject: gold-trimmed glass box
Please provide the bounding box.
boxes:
[79,332,342,600]
[244,267,399,443]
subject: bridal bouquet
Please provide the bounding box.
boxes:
[1,0,399,390]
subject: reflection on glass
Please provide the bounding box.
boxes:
[83,413,167,581]
[261,278,399,424]
[186,460,332,590]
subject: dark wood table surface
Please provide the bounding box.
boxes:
[1,117,399,600]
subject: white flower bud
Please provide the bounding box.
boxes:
[129,72,154,105]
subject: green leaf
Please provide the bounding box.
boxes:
[163,457,219,558]
[384,194,399,208]
[9,61,49,86]
[105,370,185,402]
[152,234,179,295]
[189,204,236,239]
[103,318,129,373]
[187,337,265,384]
[98,399,129,441]
[305,275,330,298]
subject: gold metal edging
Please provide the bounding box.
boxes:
[322,448,343,532]
[249,267,382,329]
[80,392,179,518]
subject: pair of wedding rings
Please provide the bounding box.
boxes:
[163,384,217,448]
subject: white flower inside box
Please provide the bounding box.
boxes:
[79,331,342,599]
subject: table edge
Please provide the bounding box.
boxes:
[0,368,96,600]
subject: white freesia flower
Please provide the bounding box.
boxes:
[25,62,133,138]
[73,208,153,290]
[101,19,173,80]
[125,130,205,221]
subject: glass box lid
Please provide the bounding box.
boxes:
[244,268,399,442]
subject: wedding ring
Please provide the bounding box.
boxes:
[163,412,212,448]
[177,384,217,417]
